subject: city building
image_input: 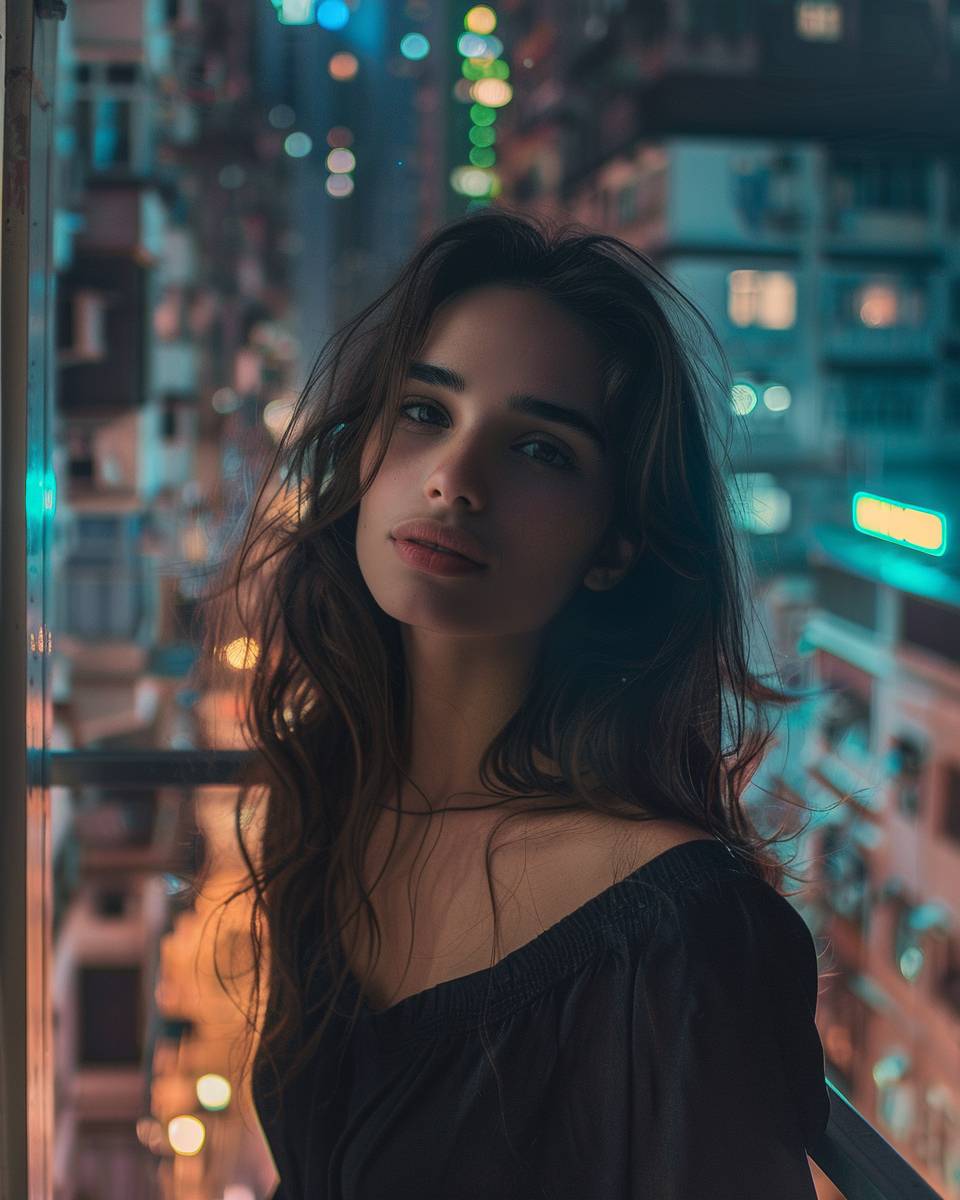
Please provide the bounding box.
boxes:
[3,0,954,1197]
[493,1,960,1194]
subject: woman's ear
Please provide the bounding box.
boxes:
[582,530,641,592]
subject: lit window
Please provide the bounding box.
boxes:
[795,1,843,41]
[857,284,898,328]
[846,280,925,328]
[728,270,797,329]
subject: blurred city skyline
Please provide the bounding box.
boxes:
[2,1,960,1197]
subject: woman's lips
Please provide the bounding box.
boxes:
[392,537,487,576]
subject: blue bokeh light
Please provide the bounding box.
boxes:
[316,0,350,30]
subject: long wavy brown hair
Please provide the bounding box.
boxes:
[188,205,830,1136]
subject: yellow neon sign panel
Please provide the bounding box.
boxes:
[852,491,947,557]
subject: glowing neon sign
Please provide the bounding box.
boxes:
[852,491,947,557]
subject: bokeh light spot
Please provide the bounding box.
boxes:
[283,131,313,158]
[465,5,497,34]
[316,0,350,29]
[731,382,759,415]
[329,52,359,81]
[326,147,355,173]
[168,1115,206,1156]
[267,104,296,129]
[326,174,355,198]
[400,32,430,60]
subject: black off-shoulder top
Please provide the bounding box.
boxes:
[252,837,831,1200]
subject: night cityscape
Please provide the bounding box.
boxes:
[2,1,960,1197]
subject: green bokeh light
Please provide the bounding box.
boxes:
[469,145,496,168]
[468,124,496,147]
[469,103,496,125]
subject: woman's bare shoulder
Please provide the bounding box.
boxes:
[600,812,716,883]
[519,798,717,893]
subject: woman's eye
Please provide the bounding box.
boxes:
[399,401,444,427]
[397,400,577,472]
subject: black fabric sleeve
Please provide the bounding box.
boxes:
[630,871,831,1199]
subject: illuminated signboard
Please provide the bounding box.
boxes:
[852,491,947,557]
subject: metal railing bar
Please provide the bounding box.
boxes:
[807,1079,944,1199]
[47,748,261,787]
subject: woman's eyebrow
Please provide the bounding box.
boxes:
[406,360,606,452]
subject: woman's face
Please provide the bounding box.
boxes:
[355,283,622,638]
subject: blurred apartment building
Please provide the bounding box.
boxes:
[491,1,960,1195]
[25,0,960,1195]
[41,0,481,1195]
[47,0,302,1195]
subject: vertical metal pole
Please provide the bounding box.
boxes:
[1,2,61,1197]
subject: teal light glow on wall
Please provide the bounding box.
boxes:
[852,491,947,557]
[26,466,56,525]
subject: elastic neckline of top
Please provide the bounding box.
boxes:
[339,837,757,1042]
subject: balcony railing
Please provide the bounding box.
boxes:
[48,749,946,1200]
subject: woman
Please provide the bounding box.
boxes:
[194,207,832,1198]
